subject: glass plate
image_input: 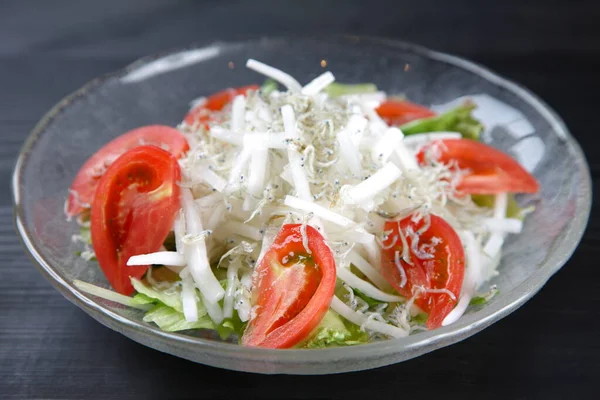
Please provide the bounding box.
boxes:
[12,36,591,374]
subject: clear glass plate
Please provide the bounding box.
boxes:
[12,36,591,374]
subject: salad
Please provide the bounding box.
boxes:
[69,59,539,349]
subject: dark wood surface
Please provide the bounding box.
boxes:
[1,1,598,398]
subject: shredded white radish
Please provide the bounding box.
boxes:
[180,270,199,322]
[127,251,186,267]
[442,231,482,326]
[235,271,253,322]
[173,210,185,255]
[221,220,263,241]
[227,146,252,185]
[482,217,523,234]
[188,166,227,192]
[194,192,222,208]
[337,121,363,176]
[389,128,418,171]
[73,280,151,310]
[181,189,225,304]
[223,261,240,319]
[200,290,224,325]
[231,95,246,132]
[347,251,390,291]
[205,202,226,232]
[483,233,504,258]
[301,71,335,96]
[402,132,462,149]
[246,59,302,92]
[331,296,408,338]
[493,192,509,219]
[371,127,403,163]
[484,193,509,258]
[341,162,402,205]
[336,266,403,302]
[243,132,288,149]
[245,144,269,208]
[210,126,243,146]
[284,195,354,227]
[281,105,312,200]
[361,238,381,269]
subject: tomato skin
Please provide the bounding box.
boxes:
[90,145,181,295]
[183,85,259,127]
[380,214,465,329]
[416,138,539,194]
[376,99,436,126]
[66,125,188,217]
[241,224,336,348]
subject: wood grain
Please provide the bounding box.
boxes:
[1,1,599,398]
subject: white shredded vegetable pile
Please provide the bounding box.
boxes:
[109,59,526,339]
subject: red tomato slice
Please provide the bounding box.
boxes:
[416,138,539,194]
[90,145,181,295]
[376,99,436,126]
[241,224,336,348]
[183,85,259,127]
[380,214,465,329]
[66,125,188,217]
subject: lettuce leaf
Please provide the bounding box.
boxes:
[400,101,483,140]
[324,82,378,98]
[132,277,245,339]
[471,194,523,219]
[300,310,370,348]
[260,79,279,96]
[130,278,182,311]
[142,303,215,332]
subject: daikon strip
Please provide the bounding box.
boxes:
[330,296,408,338]
[442,231,482,326]
[482,217,523,234]
[246,59,302,92]
[181,189,225,304]
[127,251,186,267]
[301,71,335,96]
[73,280,151,310]
[336,266,403,302]
[347,250,390,291]
[341,162,402,205]
[180,270,199,322]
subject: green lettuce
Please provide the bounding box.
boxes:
[260,79,279,96]
[400,101,483,140]
[131,277,245,339]
[324,82,378,98]
[79,225,92,244]
[130,278,182,311]
[142,303,215,332]
[300,310,370,348]
[471,194,524,219]
[469,287,499,306]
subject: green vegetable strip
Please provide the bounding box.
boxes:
[400,101,483,140]
[324,82,378,98]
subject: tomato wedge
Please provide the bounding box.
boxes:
[66,125,188,217]
[416,138,539,194]
[90,145,181,295]
[241,224,336,348]
[380,214,465,329]
[376,99,436,126]
[183,85,259,127]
